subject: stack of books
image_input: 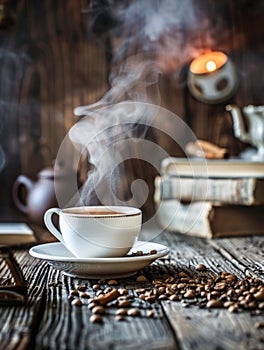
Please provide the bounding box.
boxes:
[154,157,264,238]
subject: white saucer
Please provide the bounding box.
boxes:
[29,241,169,279]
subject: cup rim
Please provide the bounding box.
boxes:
[61,206,142,218]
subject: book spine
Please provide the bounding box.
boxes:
[155,176,257,205]
[155,199,213,238]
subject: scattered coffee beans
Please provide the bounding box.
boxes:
[67,266,264,325]
[129,249,158,257]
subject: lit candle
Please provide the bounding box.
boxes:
[187,51,237,103]
[190,51,227,75]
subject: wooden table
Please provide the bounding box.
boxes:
[0,224,264,350]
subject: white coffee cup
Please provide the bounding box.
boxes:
[44,206,142,258]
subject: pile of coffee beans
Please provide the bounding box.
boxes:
[68,280,161,323]
[141,268,264,314]
[67,264,264,324]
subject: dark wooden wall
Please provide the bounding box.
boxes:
[0,0,263,221]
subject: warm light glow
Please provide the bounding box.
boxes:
[206,60,217,72]
[190,51,228,74]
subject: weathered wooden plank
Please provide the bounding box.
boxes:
[1,229,264,350]
[0,250,49,350]
[209,237,264,279]
[148,230,264,350]
[147,228,258,279]
[35,270,177,350]
[162,301,264,350]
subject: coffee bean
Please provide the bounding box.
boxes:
[92,306,105,315]
[206,299,222,308]
[158,294,168,300]
[89,314,103,323]
[136,275,148,282]
[145,296,157,303]
[135,288,145,293]
[165,287,174,296]
[171,284,178,290]
[79,292,90,299]
[115,315,126,321]
[258,302,264,309]
[92,284,101,291]
[127,308,141,317]
[135,251,143,256]
[70,289,79,296]
[223,301,234,308]
[116,308,127,316]
[108,279,118,285]
[225,275,237,283]
[178,272,188,278]
[158,286,166,294]
[245,294,252,302]
[214,282,226,291]
[255,322,264,329]
[247,302,257,309]
[77,285,87,292]
[195,263,207,271]
[169,294,179,301]
[250,287,257,293]
[118,288,129,296]
[147,309,156,318]
[118,300,131,307]
[254,290,264,301]
[71,299,83,306]
[184,290,196,299]
[88,302,98,310]
[228,304,238,313]
[96,290,104,296]
[166,277,176,283]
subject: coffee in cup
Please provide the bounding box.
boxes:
[44,206,142,258]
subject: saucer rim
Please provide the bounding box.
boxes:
[29,241,170,263]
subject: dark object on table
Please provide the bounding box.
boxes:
[0,246,27,306]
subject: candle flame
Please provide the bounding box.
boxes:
[206,60,217,72]
[189,51,227,74]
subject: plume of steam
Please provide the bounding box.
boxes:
[69,0,214,216]
[55,0,214,235]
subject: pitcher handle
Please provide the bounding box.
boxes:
[12,175,33,214]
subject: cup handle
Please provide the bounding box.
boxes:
[44,208,65,244]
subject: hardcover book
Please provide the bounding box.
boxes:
[154,176,264,205]
[160,157,264,178]
[155,199,264,238]
[0,223,36,246]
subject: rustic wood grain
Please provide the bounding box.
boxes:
[0,228,258,350]
[0,250,49,350]
[0,0,108,220]
[156,232,264,350]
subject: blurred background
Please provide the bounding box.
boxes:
[0,0,263,223]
